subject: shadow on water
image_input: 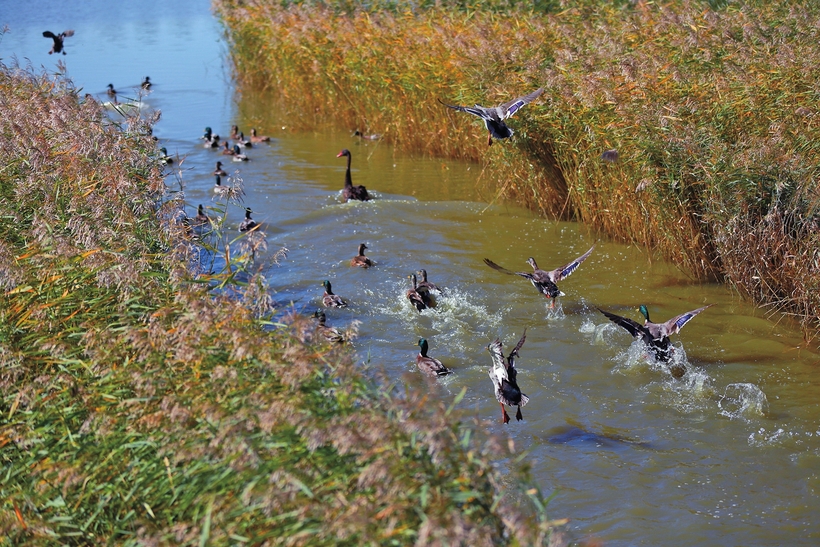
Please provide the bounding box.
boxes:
[544,420,655,451]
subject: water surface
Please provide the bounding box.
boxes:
[3,3,819,545]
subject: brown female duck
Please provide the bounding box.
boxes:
[350,243,373,268]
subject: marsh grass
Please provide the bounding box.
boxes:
[218,0,820,338]
[0,63,567,544]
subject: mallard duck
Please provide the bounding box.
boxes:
[336,149,371,202]
[439,87,544,146]
[232,144,249,162]
[350,243,373,268]
[222,141,236,155]
[487,329,529,424]
[141,76,152,90]
[250,128,271,143]
[416,338,451,377]
[236,132,253,148]
[313,309,345,344]
[43,30,74,55]
[597,304,712,363]
[406,273,431,312]
[193,204,209,227]
[106,83,117,98]
[353,130,381,141]
[484,244,595,308]
[213,174,224,193]
[417,269,443,294]
[213,161,227,176]
[238,208,258,232]
[230,125,241,141]
[322,280,348,308]
[159,147,173,165]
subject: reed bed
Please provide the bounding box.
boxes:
[0,64,566,545]
[217,0,820,338]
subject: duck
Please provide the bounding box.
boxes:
[213,161,227,176]
[406,273,431,312]
[483,244,595,308]
[204,135,220,149]
[236,132,253,148]
[487,329,529,424]
[353,130,381,141]
[232,144,249,162]
[438,87,544,146]
[141,76,152,90]
[213,174,224,193]
[43,30,74,55]
[193,204,209,227]
[202,127,214,141]
[230,125,241,141]
[322,280,348,308]
[416,338,451,377]
[222,141,236,155]
[416,269,443,294]
[159,147,173,165]
[250,128,271,143]
[597,304,712,363]
[336,149,371,202]
[313,309,345,344]
[350,243,373,268]
[238,208,258,232]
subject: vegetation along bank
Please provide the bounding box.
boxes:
[216,0,820,339]
[0,66,566,544]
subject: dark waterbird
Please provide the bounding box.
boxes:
[238,208,258,232]
[487,329,528,424]
[406,273,431,312]
[322,280,348,309]
[43,29,74,55]
[483,244,595,308]
[439,87,544,145]
[336,149,371,202]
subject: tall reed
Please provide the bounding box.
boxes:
[0,63,568,545]
[217,0,820,337]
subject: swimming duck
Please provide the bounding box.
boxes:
[213,161,227,176]
[416,269,443,294]
[43,30,74,55]
[232,144,249,162]
[250,128,271,143]
[597,304,712,362]
[222,141,236,155]
[483,244,595,308]
[322,280,348,308]
[193,204,209,227]
[350,243,373,268]
[213,174,224,193]
[159,147,173,165]
[106,84,117,98]
[204,135,220,149]
[141,76,152,90]
[336,149,371,202]
[230,125,241,141]
[313,309,345,344]
[353,130,382,141]
[416,338,452,377]
[236,132,253,148]
[202,127,214,141]
[406,273,431,312]
[439,87,544,146]
[238,208,258,232]
[487,329,529,424]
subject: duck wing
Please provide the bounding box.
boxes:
[549,244,595,283]
[483,258,520,276]
[498,88,544,119]
[598,307,655,345]
[657,304,713,337]
[438,99,495,121]
[507,329,527,367]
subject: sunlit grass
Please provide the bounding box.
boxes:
[0,63,565,544]
[217,0,820,338]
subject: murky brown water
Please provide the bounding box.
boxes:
[5,2,820,544]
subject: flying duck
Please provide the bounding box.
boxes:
[488,329,529,424]
[43,30,74,55]
[439,87,544,145]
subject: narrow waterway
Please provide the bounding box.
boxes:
[3,2,819,545]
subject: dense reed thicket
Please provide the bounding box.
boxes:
[216,0,820,339]
[0,64,565,545]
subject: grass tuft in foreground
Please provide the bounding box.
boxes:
[216,0,820,339]
[0,63,566,545]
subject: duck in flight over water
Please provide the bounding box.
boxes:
[439,87,544,145]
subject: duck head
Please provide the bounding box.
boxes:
[639,304,650,322]
[418,338,429,357]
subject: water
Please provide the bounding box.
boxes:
[4,2,820,544]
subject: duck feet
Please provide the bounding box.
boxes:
[500,403,510,424]
[515,406,523,421]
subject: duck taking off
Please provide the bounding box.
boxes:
[488,329,529,424]
[439,87,544,145]
[43,30,74,55]
[484,244,595,308]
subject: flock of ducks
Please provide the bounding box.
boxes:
[183,89,712,425]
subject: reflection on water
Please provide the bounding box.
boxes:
[4,2,820,545]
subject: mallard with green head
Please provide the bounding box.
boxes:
[350,243,373,268]
[313,309,345,344]
[484,244,595,308]
[322,280,348,308]
[416,338,451,377]
[487,329,528,424]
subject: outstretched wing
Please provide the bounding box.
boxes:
[483,258,518,276]
[552,244,595,282]
[438,99,490,120]
[598,307,654,344]
[508,328,527,367]
[43,31,56,39]
[663,304,712,336]
[62,30,75,38]
[499,88,544,119]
